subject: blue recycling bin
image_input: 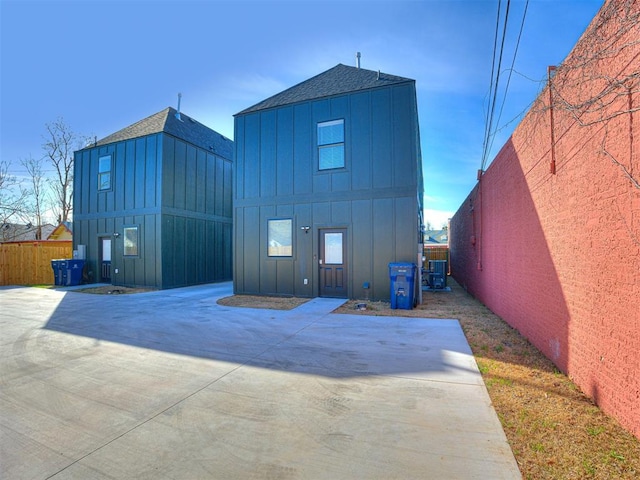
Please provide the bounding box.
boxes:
[65,259,85,286]
[389,262,417,310]
[51,259,64,286]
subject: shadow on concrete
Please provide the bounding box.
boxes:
[37,282,479,381]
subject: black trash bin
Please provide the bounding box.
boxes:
[389,262,417,310]
[65,259,85,286]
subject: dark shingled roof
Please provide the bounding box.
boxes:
[92,107,233,159]
[236,64,414,115]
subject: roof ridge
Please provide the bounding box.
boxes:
[238,64,348,115]
[86,106,233,159]
[125,107,171,131]
[236,63,414,115]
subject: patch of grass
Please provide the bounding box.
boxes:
[476,360,491,374]
[608,450,625,462]
[539,418,558,431]
[217,294,310,310]
[531,442,546,453]
[583,458,596,476]
[486,376,513,388]
[587,426,605,436]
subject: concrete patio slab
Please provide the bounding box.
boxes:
[0,282,521,479]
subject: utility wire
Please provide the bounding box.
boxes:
[487,0,530,162]
[481,0,503,172]
[481,0,512,172]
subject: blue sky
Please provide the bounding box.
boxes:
[1,0,603,227]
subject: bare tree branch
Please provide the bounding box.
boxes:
[0,160,30,241]
[20,156,49,239]
[527,0,640,188]
[43,118,84,222]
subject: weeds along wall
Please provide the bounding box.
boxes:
[450,0,639,439]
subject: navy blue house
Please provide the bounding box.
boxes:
[233,64,424,300]
[73,107,233,289]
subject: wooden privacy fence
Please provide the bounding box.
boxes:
[0,241,72,286]
[423,245,450,272]
[423,245,449,261]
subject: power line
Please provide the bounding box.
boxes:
[487,0,530,163]
[483,0,535,173]
[481,0,504,172]
[483,0,511,171]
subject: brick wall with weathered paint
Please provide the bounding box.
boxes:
[450,0,639,438]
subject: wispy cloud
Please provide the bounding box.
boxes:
[424,209,455,229]
[218,73,290,105]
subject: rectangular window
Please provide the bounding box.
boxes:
[268,219,292,257]
[98,155,112,191]
[318,119,344,170]
[123,226,139,256]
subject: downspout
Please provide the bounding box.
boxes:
[629,87,634,178]
[548,66,557,175]
[477,169,483,271]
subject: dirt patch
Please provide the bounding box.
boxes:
[74,286,156,295]
[335,279,640,479]
[217,294,310,310]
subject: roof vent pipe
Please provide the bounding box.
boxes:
[356,52,361,69]
[176,93,182,121]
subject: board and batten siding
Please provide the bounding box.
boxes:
[233,82,422,300]
[74,133,232,289]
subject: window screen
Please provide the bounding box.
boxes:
[98,155,112,190]
[318,119,345,170]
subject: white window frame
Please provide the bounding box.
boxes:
[318,119,345,170]
[123,225,139,257]
[98,154,112,191]
[267,219,293,257]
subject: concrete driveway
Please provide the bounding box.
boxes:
[0,282,520,479]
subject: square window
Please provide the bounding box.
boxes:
[268,219,292,257]
[319,144,345,170]
[123,226,139,256]
[318,119,344,170]
[98,155,112,191]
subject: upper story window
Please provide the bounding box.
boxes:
[318,119,344,170]
[98,155,112,191]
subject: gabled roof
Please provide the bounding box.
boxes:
[91,107,233,159]
[47,222,72,240]
[236,64,414,115]
[424,229,449,245]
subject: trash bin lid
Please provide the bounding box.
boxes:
[389,262,417,273]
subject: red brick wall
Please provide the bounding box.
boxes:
[450,0,640,439]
